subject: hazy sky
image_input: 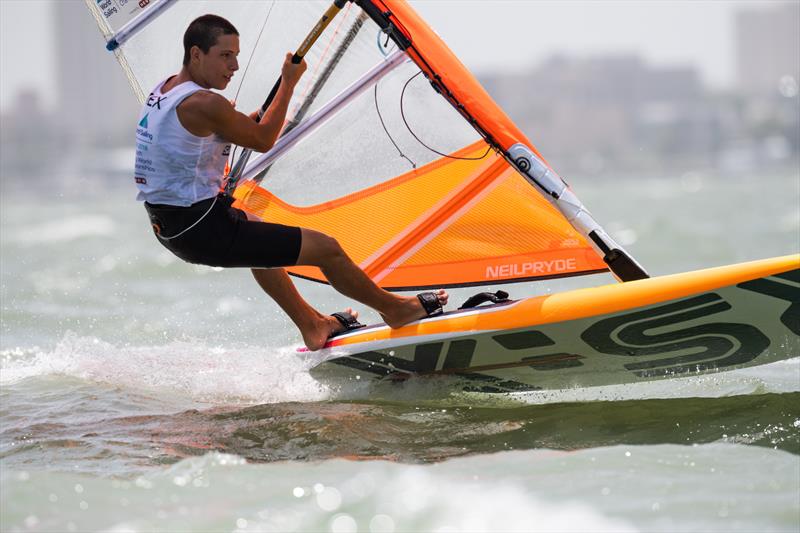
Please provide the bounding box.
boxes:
[0,0,784,110]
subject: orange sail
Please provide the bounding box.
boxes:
[369,0,540,154]
[230,0,611,289]
[234,141,607,289]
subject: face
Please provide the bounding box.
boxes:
[191,33,240,90]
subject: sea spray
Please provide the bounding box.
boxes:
[1,332,330,405]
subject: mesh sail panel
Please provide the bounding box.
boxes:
[234,141,606,289]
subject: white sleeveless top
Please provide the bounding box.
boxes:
[134,78,231,206]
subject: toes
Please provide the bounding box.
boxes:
[437,289,449,305]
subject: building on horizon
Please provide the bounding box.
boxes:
[0,89,64,178]
[735,2,800,96]
[54,1,139,147]
[481,45,799,177]
[481,54,713,175]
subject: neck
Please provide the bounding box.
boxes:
[165,65,211,91]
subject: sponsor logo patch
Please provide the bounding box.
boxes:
[145,94,166,109]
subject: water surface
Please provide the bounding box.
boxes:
[1,170,798,531]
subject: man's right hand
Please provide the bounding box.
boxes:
[281,52,307,89]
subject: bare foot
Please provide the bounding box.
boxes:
[382,289,448,329]
[301,307,359,351]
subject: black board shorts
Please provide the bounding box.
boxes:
[144,194,302,268]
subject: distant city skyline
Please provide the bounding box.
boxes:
[1,0,792,111]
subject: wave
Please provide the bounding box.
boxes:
[2,333,798,408]
[0,333,329,405]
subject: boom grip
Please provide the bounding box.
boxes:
[257,0,345,117]
[255,54,303,118]
[259,78,283,117]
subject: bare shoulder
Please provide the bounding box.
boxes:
[177,90,233,136]
[179,90,231,117]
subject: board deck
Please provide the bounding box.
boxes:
[303,255,800,393]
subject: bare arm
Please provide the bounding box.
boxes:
[178,53,307,153]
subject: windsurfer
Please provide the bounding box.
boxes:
[136,15,448,350]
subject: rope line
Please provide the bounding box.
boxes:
[373,82,417,169]
[400,71,492,162]
[229,0,276,173]
[156,195,219,241]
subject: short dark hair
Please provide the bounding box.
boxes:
[183,14,239,66]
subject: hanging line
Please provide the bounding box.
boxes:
[400,71,492,161]
[374,80,417,169]
[228,0,277,174]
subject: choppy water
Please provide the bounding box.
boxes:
[1,168,799,532]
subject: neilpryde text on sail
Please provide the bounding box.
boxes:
[486,259,578,279]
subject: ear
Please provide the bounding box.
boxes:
[190,45,202,63]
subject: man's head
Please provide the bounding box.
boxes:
[183,14,240,90]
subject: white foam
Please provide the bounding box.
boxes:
[3,333,797,407]
[0,333,331,405]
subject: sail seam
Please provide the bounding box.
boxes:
[360,155,507,281]
[370,166,508,284]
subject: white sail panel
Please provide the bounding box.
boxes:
[260,57,481,206]
[85,0,481,207]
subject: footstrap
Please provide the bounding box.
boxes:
[458,290,510,310]
[417,292,444,318]
[331,311,366,332]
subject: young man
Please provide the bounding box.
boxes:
[135,15,448,350]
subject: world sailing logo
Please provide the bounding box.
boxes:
[136,113,153,141]
[97,0,118,18]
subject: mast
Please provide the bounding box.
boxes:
[225,0,349,194]
[251,11,370,184]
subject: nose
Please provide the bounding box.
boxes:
[231,58,239,72]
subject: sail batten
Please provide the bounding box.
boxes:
[241,49,408,182]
